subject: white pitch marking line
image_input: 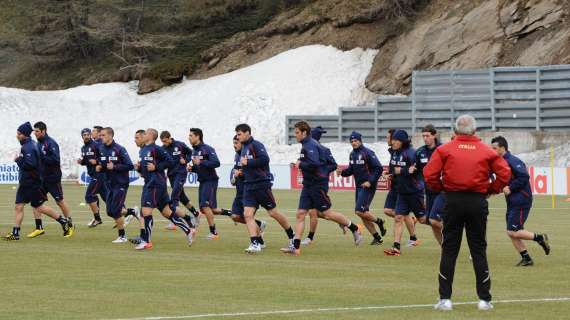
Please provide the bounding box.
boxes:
[107,297,570,320]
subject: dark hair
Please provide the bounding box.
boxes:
[103,127,114,137]
[190,128,203,142]
[160,131,171,139]
[233,135,239,141]
[33,121,47,131]
[235,123,251,134]
[93,125,103,131]
[491,136,509,151]
[294,121,311,134]
[135,129,145,135]
[422,124,437,135]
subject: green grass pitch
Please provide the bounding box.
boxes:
[1,184,569,320]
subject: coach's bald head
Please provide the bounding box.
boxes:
[145,128,158,144]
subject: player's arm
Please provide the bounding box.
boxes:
[508,159,529,192]
[246,143,270,168]
[157,147,175,171]
[16,145,38,171]
[340,153,354,177]
[299,145,320,171]
[368,150,383,183]
[114,147,134,172]
[200,146,221,168]
[397,150,415,176]
[43,140,61,165]
[488,154,512,194]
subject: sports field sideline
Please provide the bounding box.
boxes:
[1,184,569,320]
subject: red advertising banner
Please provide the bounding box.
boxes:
[290,165,391,191]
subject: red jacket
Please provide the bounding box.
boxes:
[424,135,511,194]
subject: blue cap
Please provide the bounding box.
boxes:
[81,128,91,135]
[349,131,362,142]
[17,122,33,137]
[392,129,409,142]
[310,126,327,141]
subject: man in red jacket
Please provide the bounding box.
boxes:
[424,115,511,312]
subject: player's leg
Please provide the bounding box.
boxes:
[86,179,103,227]
[49,181,73,230]
[301,209,318,245]
[384,194,408,256]
[284,209,307,255]
[383,190,397,218]
[199,181,218,239]
[108,186,128,243]
[4,203,25,240]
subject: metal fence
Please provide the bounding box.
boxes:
[285,64,570,144]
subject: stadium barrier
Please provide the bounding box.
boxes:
[1,162,569,195]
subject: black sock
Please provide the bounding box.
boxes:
[393,242,401,250]
[285,227,294,239]
[258,236,265,245]
[533,233,544,242]
[67,216,73,227]
[308,231,315,240]
[35,219,43,230]
[373,232,381,241]
[189,206,199,217]
[250,236,259,245]
[209,225,217,235]
[94,212,101,221]
[139,228,145,239]
[410,234,417,241]
[144,215,153,243]
[293,239,301,249]
[182,215,194,228]
[170,214,191,234]
[126,208,135,216]
[118,229,126,238]
[255,220,262,227]
[347,222,358,233]
[376,218,382,224]
[220,209,232,217]
[520,250,532,260]
[12,226,20,237]
[56,215,67,226]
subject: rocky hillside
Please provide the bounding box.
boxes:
[0,0,568,95]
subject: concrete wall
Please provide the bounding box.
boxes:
[409,130,570,154]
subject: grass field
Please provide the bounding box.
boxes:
[1,184,569,320]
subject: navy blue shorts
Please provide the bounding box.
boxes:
[426,192,445,222]
[15,185,47,208]
[142,185,170,212]
[42,181,64,202]
[243,186,277,211]
[85,177,107,204]
[355,186,376,212]
[169,173,189,210]
[395,192,426,217]
[298,184,332,211]
[506,207,530,231]
[384,190,397,210]
[106,185,129,219]
[199,180,218,208]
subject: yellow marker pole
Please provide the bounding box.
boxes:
[550,145,555,209]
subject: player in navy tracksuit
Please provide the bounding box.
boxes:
[188,128,226,240]
[160,131,200,222]
[384,129,426,256]
[78,128,108,228]
[491,136,550,266]
[339,131,387,245]
[3,122,71,241]
[235,123,294,254]
[283,121,362,256]
[229,135,266,244]
[300,126,346,246]
[96,127,134,243]
[33,121,74,234]
[134,128,195,250]
[415,125,444,245]
[383,129,399,218]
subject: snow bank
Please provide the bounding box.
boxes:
[0,45,378,177]
[518,142,570,167]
